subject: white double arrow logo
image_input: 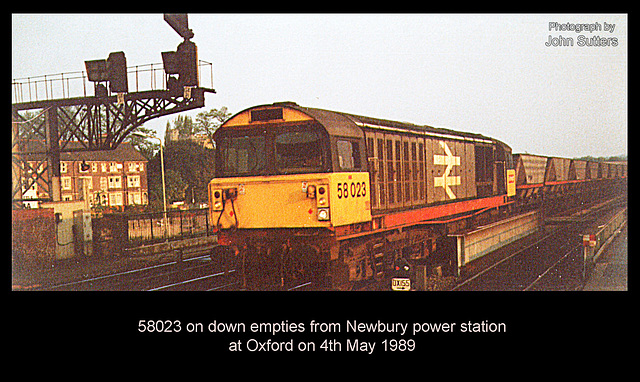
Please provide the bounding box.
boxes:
[433,141,461,199]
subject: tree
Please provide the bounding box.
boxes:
[165,114,196,145]
[575,154,628,162]
[147,165,189,210]
[123,125,160,160]
[146,138,216,210]
[164,107,231,146]
[146,107,230,210]
[195,106,231,142]
[164,140,216,204]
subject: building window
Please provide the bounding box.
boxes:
[108,176,122,189]
[109,162,123,172]
[79,161,90,173]
[79,176,93,190]
[100,177,108,191]
[60,162,68,173]
[128,162,144,173]
[61,177,72,190]
[62,195,73,201]
[127,175,141,188]
[109,192,123,206]
[92,162,98,172]
[128,192,142,205]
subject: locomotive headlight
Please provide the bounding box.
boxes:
[211,188,224,211]
[317,208,330,221]
[316,184,330,216]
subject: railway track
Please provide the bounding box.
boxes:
[147,269,239,291]
[39,252,314,291]
[522,242,583,291]
[40,254,237,291]
[451,201,625,292]
[35,196,624,292]
[451,227,584,291]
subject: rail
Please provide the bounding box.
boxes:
[451,197,626,291]
[40,253,234,291]
[12,60,214,104]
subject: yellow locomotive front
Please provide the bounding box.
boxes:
[208,103,371,289]
[210,172,371,230]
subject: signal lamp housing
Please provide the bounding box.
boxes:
[85,59,108,82]
[85,51,129,94]
[162,40,199,91]
[107,51,128,93]
[161,51,181,75]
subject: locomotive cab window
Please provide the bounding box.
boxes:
[218,133,267,177]
[216,123,330,177]
[275,129,325,174]
[336,139,361,170]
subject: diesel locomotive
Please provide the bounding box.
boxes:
[208,102,626,290]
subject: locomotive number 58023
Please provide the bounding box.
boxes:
[336,181,367,199]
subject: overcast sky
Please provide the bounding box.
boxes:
[12,14,627,158]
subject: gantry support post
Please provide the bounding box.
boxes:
[45,106,61,201]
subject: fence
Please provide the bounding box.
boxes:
[92,207,213,256]
[127,208,212,246]
[582,207,627,280]
[12,60,214,104]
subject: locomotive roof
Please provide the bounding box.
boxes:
[220,102,501,145]
[292,102,500,145]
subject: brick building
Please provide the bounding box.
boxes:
[20,141,148,209]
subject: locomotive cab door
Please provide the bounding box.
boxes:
[495,161,505,195]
